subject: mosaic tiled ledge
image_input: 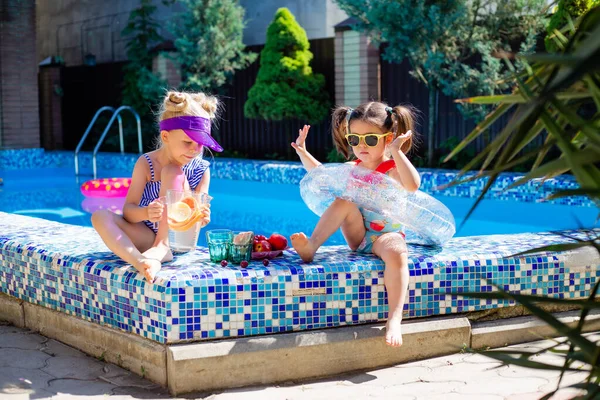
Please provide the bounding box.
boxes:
[0,148,593,207]
[1,211,598,344]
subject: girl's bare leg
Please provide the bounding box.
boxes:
[91,210,161,282]
[373,233,409,347]
[291,198,365,262]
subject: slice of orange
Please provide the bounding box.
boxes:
[169,201,192,223]
[181,196,197,210]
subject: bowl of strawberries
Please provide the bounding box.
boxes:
[252,233,289,260]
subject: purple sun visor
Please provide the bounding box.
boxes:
[159,116,223,152]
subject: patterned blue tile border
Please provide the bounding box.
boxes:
[1,212,598,344]
[0,149,592,207]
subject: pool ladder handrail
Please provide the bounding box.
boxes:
[92,106,142,179]
[74,106,121,175]
[74,106,143,178]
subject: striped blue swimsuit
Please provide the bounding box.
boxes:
[139,153,210,233]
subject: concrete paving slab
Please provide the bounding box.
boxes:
[41,356,107,380]
[454,376,550,396]
[377,380,468,396]
[416,359,503,382]
[0,332,47,350]
[0,323,22,335]
[46,378,116,396]
[0,348,50,369]
[0,389,55,399]
[426,394,503,400]
[39,339,90,359]
[23,302,167,386]
[0,366,55,395]
[351,365,432,386]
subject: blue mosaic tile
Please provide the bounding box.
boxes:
[1,211,598,344]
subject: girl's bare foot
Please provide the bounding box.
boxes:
[134,258,162,283]
[291,232,316,262]
[142,245,173,263]
[385,317,403,347]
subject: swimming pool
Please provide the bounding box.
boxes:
[1,167,597,245]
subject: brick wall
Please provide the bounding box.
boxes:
[152,53,181,89]
[0,0,40,149]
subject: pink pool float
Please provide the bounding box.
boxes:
[80,178,131,198]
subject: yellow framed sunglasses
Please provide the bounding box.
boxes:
[345,132,392,147]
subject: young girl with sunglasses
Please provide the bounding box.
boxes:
[91,91,223,283]
[290,101,420,347]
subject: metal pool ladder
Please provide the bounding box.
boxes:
[74,105,143,178]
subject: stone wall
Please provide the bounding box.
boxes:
[0,0,40,148]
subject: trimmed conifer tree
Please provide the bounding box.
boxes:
[244,8,329,123]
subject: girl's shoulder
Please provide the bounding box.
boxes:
[134,153,153,169]
[194,157,210,170]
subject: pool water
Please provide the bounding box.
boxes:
[1,168,597,246]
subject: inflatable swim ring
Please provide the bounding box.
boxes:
[299,163,456,246]
[80,178,131,198]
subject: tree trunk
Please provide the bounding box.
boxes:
[427,86,439,167]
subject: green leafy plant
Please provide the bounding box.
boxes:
[334,0,547,165]
[121,0,168,151]
[244,8,330,124]
[445,6,600,398]
[171,0,256,93]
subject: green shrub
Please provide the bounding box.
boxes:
[244,8,329,123]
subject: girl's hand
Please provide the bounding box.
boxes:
[291,125,310,156]
[199,204,211,228]
[390,130,413,152]
[146,198,165,222]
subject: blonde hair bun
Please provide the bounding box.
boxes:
[164,91,189,113]
[159,90,220,121]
